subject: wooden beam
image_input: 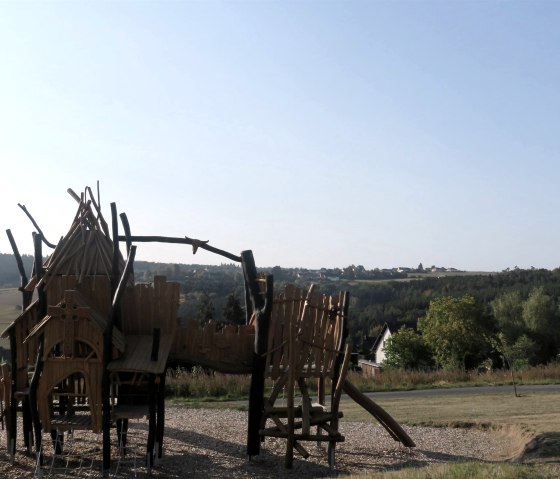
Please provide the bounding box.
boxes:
[117,235,242,263]
[342,379,416,448]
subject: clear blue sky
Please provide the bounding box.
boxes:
[1,0,559,271]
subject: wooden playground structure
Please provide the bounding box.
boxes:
[1,186,414,476]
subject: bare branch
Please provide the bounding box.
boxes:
[17,203,56,248]
[117,235,242,262]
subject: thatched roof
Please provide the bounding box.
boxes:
[36,188,125,288]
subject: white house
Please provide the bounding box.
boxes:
[372,323,392,365]
[358,323,392,377]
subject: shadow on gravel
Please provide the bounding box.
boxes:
[155,424,335,478]
[518,432,560,462]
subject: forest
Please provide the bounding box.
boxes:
[2,253,560,370]
[132,262,560,371]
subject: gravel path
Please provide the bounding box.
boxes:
[0,407,515,478]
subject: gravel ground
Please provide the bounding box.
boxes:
[0,407,514,478]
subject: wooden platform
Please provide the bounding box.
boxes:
[108,334,173,375]
[50,413,93,431]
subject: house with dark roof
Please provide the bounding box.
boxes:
[372,323,392,365]
[358,323,392,377]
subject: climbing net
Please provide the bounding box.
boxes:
[33,423,150,479]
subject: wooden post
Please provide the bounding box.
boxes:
[110,203,120,298]
[148,328,160,464]
[119,213,134,279]
[156,370,166,459]
[147,374,157,469]
[151,328,161,362]
[29,233,47,464]
[102,229,136,474]
[5,229,34,454]
[242,250,273,458]
[102,203,120,473]
[147,329,160,468]
[332,291,350,397]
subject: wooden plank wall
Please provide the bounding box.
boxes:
[265,284,307,380]
[299,289,344,378]
[170,284,345,377]
[44,275,112,317]
[170,320,255,374]
[120,276,180,335]
[264,285,345,380]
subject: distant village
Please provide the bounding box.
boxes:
[294,263,464,282]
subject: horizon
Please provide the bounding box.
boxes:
[2,1,560,273]
[0,248,542,274]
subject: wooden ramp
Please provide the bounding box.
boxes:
[343,379,416,447]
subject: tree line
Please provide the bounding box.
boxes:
[383,281,560,371]
[3,254,560,369]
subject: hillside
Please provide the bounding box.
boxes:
[0,253,34,288]
[3,253,560,361]
[0,288,21,356]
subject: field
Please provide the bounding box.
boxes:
[0,288,22,349]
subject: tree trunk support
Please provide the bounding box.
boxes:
[5,229,35,456]
[29,233,47,465]
[242,250,273,458]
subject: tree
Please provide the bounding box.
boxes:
[196,292,215,325]
[522,286,558,362]
[522,286,556,333]
[382,327,433,370]
[418,295,490,370]
[223,293,245,326]
[491,291,525,343]
[493,332,538,397]
[505,334,538,369]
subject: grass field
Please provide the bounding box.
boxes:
[333,389,560,478]
[344,390,560,457]
[0,288,22,349]
[349,463,560,479]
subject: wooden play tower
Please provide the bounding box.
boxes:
[2,185,414,476]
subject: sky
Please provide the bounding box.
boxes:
[1,0,559,272]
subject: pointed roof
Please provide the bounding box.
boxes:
[372,323,391,353]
